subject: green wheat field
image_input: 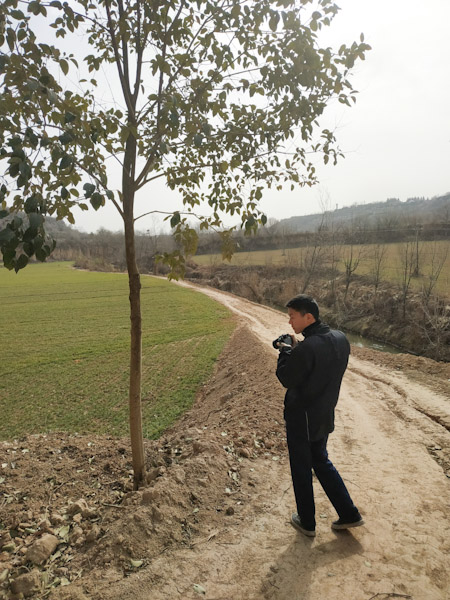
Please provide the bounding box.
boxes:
[0,262,234,440]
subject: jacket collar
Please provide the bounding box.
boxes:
[302,319,330,338]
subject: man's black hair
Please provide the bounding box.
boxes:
[285,294,320,320]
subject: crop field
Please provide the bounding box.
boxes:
[0,262,234,441]
[194,240,450,296]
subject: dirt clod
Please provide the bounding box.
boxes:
[25,534,59,566]
[9,569,40,597]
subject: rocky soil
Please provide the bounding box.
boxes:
[1,284,449,600]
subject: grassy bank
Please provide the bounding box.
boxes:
[0,262,234,440]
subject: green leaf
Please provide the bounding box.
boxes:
[59,155,72,169]
[33,235,44,250]
[269,13,280,32]
[6,28,16,52]
[23,242,34,256]
[10,9,26,19]
[11,216,23,230]
[0,228,16,244]
[28,212,44,231]
[17,28,27,42]
[64,112,77,124]
[15,254,29,272]
[24,196,39,214]
[90,193,103,210]
[60,59,69,75]
[59,132,74,145]
[2,248,16,270]
[170,212,181,228]
[35,247,47,262]
[83,183,96,198]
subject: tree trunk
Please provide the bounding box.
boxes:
[125,215,145,489]
[123,131,146,489]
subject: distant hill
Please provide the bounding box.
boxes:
[274,193,450,233]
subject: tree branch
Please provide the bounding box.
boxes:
[104,0,135,119]
[117,0,131,98]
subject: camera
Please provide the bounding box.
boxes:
[272,333,293,350]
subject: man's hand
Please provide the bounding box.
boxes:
[272,334,295,350]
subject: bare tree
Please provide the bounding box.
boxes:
[417,297,450,360]
[370,243,388,297]
[398,241,415,319]
[412,226,423,277]
[301,228,325,293]
[300,192,331,293]
[342,242,364,301]
[421,241,449,306]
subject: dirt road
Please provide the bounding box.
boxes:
[2,284,449,600]
[95,284,450,600]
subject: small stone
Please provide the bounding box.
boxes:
[0,568,10,584]
[70,526,84,545]
[50,513,65,526]
[26,534,59,565]
[152,507,163,523]
[141,489,159,504]
[193,441,207,455]
[238,448,251,458]
[67,499,89,516]
[225,506,235,516]
[38,519,53,533]
[85,524,101,543]
[10,569,41,597]
[146,467,160,484]
[173,466,185,484]
[193,583,206,595]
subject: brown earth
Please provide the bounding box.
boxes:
[1,283,449,600]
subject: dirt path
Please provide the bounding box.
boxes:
[95,283,450,600]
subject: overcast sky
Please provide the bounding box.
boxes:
[71,0,450,233]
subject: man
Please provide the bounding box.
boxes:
[274,294,364,537]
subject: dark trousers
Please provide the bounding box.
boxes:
[286,426,359,530]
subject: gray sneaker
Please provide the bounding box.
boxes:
[291,513,316,537]
[331,516,365,530]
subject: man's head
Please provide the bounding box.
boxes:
[285,294,319,334]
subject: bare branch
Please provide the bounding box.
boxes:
[104,0,135,118]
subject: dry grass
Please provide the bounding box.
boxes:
[194,240,450,296]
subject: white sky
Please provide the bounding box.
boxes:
[70,0,450,233]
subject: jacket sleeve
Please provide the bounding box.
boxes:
[276,342,314,389]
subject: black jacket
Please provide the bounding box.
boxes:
[276,321,350,441]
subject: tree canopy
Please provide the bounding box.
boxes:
[0,0,369,272]
[0,0,370,486]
